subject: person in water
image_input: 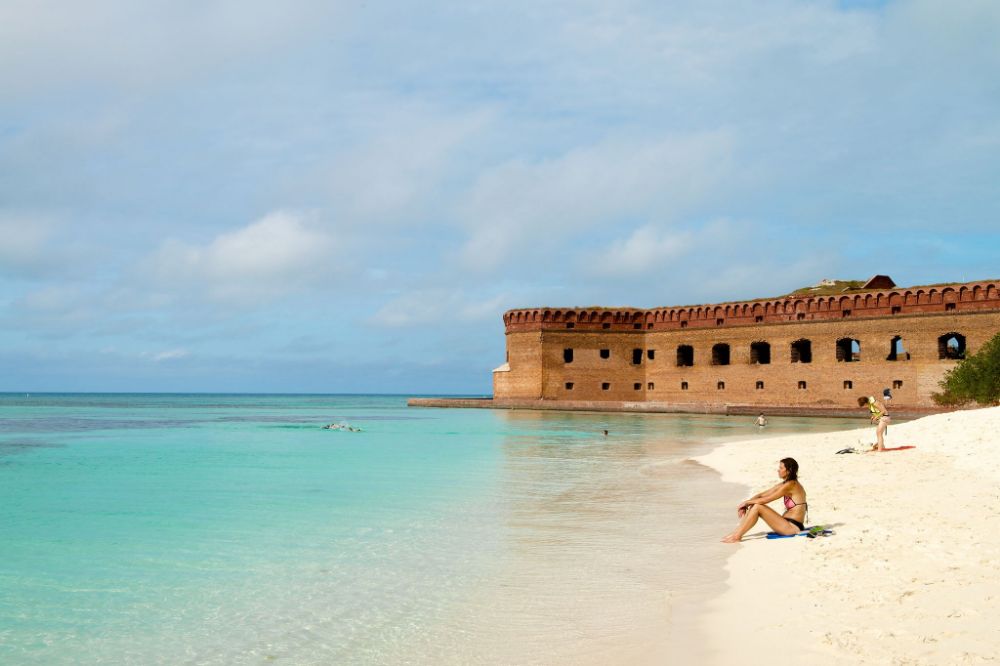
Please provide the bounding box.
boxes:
[858,394,890,451]
[755,414,767,427]
[722,457,807,543]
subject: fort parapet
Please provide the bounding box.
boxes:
[487,278,1000,412]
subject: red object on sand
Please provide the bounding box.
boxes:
[882,445,916,451]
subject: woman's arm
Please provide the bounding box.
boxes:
[743,481,792,506]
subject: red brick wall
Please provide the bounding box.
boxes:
[495,280,1000,409]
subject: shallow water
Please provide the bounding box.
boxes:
[0,394,861,664]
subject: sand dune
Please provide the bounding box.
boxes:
[697,406,1000,665]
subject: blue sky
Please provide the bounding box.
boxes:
[2,0,998,394]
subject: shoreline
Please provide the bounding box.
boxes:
[693,406,1000,664]
[408,396,946,419]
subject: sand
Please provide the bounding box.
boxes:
[696,406,1000,665]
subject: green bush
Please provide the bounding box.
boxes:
[933,331,1000,406]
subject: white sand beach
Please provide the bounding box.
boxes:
[697,406,1000,665]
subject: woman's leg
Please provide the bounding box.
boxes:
[722,504,801,542]
[875,418,888,451]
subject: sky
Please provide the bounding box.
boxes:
[1,0,999,394]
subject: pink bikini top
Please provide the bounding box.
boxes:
[783,495,805,510]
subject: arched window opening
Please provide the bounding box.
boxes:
[600,349,610,359]
[711,343,731,366]
[836,338,860,362]
[755,381,764,390]
[677,345,694,367]
[750,341,771,365]
[717,381,725,390]
[791,339,812,364]
[681,381,689,390]
[886,336,909,361]
[938,333,966,360]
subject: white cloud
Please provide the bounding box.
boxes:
[144,211,340,305]
[0,212,60,278]
[455,130,734,272]
[0,1,349,94]
[324,101,492,224]
[582,225,694,278]
[146,348,190,362]
[369,289,511,328]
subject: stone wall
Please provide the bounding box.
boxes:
[493,279,1000,410]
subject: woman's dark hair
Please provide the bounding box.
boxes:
[780,457,799,481]
[857,396,870,407]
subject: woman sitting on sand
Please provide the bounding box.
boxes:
[722,458,807,543]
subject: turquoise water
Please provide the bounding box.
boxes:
[0,394,862,664]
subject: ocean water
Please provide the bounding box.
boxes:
[0,394,862,665]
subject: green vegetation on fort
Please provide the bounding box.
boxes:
[785,280,867,296]
[934,332,1000,406]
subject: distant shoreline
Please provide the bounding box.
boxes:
[408,396,947,419]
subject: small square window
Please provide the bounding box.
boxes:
[647,382,654,390]
[681,381,689,390]
[681,321,688,328]
[843,380,853,389]
[647,349,655,360]
[633,383,641,390]
[797,313,805,321]
[798,381,807,389]
[891,306,901,315]
[717,381,725,390]
[601,382,610,391]
[842,310,851,318]
[633,323,642,329]
[893,380,903,389]
[566,322,575,329]
[599,349,610,359]
[565,382,574,390]
[647,323,653,329]
[602,322,611,329]
[945,303,956,311]
[755,381,764,390]
[716,318,724,326]
[563,348,574,363]
[755,316,764,323]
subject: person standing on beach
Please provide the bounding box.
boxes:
[858,395,891,451]
[722,458,807,543]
